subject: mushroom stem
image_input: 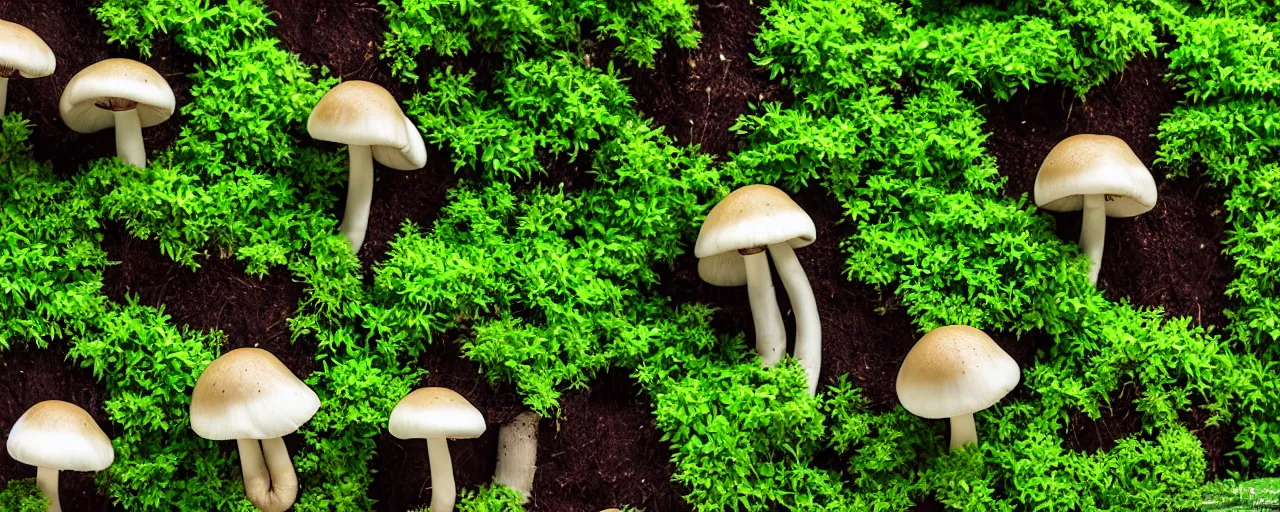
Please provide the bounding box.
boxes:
[742,249,786,366]
[36,466,59,512]
[112,108,146,168]
[0,77,8,116]
[1080,194,1106,285]
[237,438,299,512]
[339,144,374,253]
[949,413,978,449]
[494,412,539,503]
[427,437,457,512]
[769,242,821,394]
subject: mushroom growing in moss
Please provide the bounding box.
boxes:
[59,58,175,168]
[695,184,822,394]
[896,325,1020,449]
[307,80,427,253]
[0,20,55,116]
[1034,134,1157,285]
[190,348,320,512]
[389,387,486,512]
[6,400,114,512]
[493,411,539,503]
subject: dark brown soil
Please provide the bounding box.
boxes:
[99,222,316,378]
[627,0,789,158]
[0,343,112,510]
[0,0,193,175]
[983,56,1233,329]
[1062,385,1143,455]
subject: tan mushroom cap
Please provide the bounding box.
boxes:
[7,400,113,472]
[694,185,816,286]
[896,325,1020,419]
[389,387,486,440]
[0,20,55,78]
[1034,134,1157,218]
[308,80,415,152]
[59,58,175,134]
[190,348,320,441]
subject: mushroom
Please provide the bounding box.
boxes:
[307,80,427,253]
[896,325,1020,449]
[389,387,486,512]
[493,411,538,502]
[0,20,55,115]
[190,348,320,512]
[694,184,822,394]
[6,400,114,512]
[59,59,175,168]
[1034,134,1157,285]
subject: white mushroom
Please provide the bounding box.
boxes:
[6,400,114,512]
[307,81,427,253]
[896,325,1020,449]
[389,387,486,512]
[0,20,56,115]
[59,58,175,168]
[190,348,320,512]
[1034,134,1158,285]
[695,184,822,394]
[493,411,538,503]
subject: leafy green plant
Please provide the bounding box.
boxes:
[0,479,50,512]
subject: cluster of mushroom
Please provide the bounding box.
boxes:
[2,19,428,254]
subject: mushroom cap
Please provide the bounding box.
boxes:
[7,400,113,471]
[308,80,412,150]
[372,115,427,170]
[189,348,320,441]
[389,387,486,440]
[0,20,55,78]
[1034,134,1157,218]
[693,185,816,285]
[896,325,1020,419]
[59,58,175,134]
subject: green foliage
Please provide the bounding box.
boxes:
[452,484,527,511]
[379,0,700,80]
[0,479,49,512]
[1203,478,1280,510]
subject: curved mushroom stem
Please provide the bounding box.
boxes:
[494,411,539,502]
[339,144,374,253]
[427,437,457,512]
[237,438,299,512]
[112,108,147,168]
[742,249,786,366]
[0,77,9,116]
[949,413,978,450]
[36,466,59,512]
[769,243,821,394]
[1080,194,1106,285]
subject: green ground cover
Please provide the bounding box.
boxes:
[4,0,1280,510]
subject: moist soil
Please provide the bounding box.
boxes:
[0,1,1236,511]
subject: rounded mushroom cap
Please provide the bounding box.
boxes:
[0,20,55,78]
[697,251,748,287]
[1034,134,1157,218]
[308,80,411,150]
[59,58,175,134]
[389,387,486,440]
[693,185,816,280]
[371,115,427,170]
[190,348,320,441]
[7,400,113,471]
[896,325,1020,419]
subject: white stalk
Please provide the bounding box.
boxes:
[340,144,375,253]
[0,77,9,116]
[769,243,821,395]
[427,437,457,512]
[112,109,147,168]
[237,438,299,512]
[36,466,59,512]
[743,249,785,366]
[1080,194,1107,285]
[949,413,978,450]
[494,412,539,502]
